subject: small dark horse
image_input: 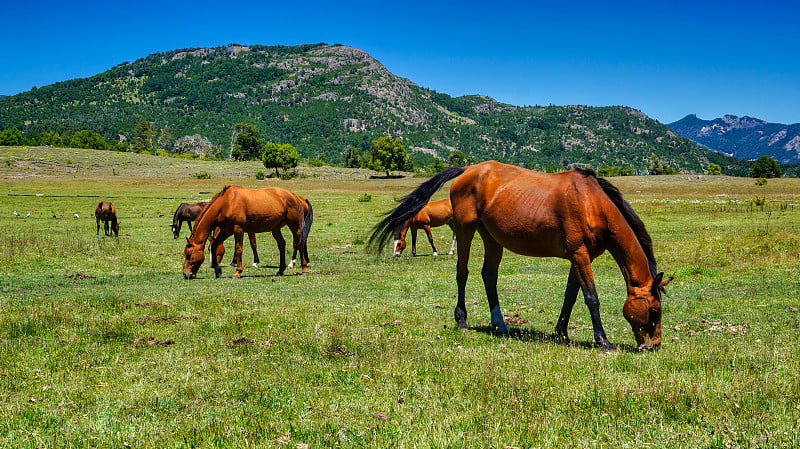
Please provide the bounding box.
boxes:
[370,161,671,350]
[95,201,119,237]
[173,201,261,267]
[172,202,206,239]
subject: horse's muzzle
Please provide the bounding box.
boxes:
[183,272,196,280]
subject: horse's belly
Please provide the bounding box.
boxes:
[483,220,566,258]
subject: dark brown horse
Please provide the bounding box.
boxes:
[370,161,671,350]
[393,198,455,257]
[95,201,119,237]
[183,185,312,279]
[173,201,261,267]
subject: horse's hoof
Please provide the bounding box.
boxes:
[252,263,258,268]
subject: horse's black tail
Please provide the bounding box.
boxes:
[368,166,465,254]
[300,199,313,258]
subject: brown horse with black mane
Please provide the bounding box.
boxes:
[370,161,671,351]
[95,201,119,237]
[183,185,312,279]
[173,201,261,267]
[392,198,455,257]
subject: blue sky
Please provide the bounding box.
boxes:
[2,0,799,124]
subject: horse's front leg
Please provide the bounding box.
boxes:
[96,217,101,236]
[448,224,456,255]
[272,229,286,275]
[478,226,507,334]
[209,232,230,278]
[572,249,614,351]
[410,228,418,257]
[555,267,581,343]
[231,228,245,278]
[248,233,259,268]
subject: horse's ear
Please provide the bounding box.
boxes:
[186,237,191,244]
[652,272,672,295]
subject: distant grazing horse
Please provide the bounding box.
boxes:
[393,198,455,257]
[183,185,312,279]
[370,161,671,351]
[95,201,119,237]
[173,201,261,267]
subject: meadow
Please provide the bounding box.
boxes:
[1,147,799,448]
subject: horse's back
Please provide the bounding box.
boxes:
[451,161,611,257]
[96,201,116,220]
[219,186,304,232]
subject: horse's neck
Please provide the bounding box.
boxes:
[190,204,218,244]
[606,222,653,290]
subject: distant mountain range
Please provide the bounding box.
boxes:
[0,43,755,175]
[668,114,800,163]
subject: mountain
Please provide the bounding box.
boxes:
[0,43,750,175]
[668,114,800,164]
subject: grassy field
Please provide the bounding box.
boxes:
[1,147,799,448]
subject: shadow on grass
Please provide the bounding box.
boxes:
[470,325,643,353]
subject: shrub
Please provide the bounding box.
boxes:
[195,171,211,180]
[255,170,265,180]
[357,193,372,203]
[755,177,768,186]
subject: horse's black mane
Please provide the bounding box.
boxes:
[575,169,659,283]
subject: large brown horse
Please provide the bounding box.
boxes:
[183,185,312,279]
[173,201,261,267]
[370,161,671,350]
[95,201,119,237]
[393,198,455,257]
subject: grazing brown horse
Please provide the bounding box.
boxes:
[173,201,261,267]
[183,185,312,279]
[95,201,119,237]
[370,161,671,350]
[393,198,455,257]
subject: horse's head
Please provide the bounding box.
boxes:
[112,221,120,236]
[172,225,179,239]
[183,237,205,279]
[623,272,672,350]
[392,231,407,257]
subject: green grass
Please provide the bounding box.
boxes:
[1,147,800,448]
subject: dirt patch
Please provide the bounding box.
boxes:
[65,272,95,279]
[136,315,198,324]
[232,337,274,347]
[504,314,528,326]
[132,337,174,347]
[134,302,172,308]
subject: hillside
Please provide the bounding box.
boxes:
[0,43,750,175]
[668,114,800,163]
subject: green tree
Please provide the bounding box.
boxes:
[647,153,676,175]
[0,128,23,146]
[749,156,782,178]
[370,136,409,176]
[448,150,470,167]
[157,126,175,153]
[69,130,108,150]
[344,145,362,168]
[706,163,722,175]
[262,142,299,175]
[132,118,155,152]
[231,123,262,160]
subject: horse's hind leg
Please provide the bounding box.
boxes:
[423,225,438,256]
[96,217,101,236]
[555,267,581,343]
[272,229,287,275]
[447,224,456,255]
[104,220,110,236]
[477,226,508,334]
[411,228,418,257]
[248,233,259,268]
